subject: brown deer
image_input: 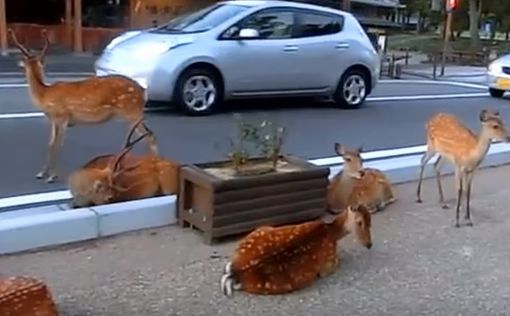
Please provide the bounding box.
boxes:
[8,29,158,183]
[220,204,372,296]
[416,109,510,227]
[0,276,59,316]
[327,143,396,214]
[68,119,180,208]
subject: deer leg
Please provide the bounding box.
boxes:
[44,123,67,183]
[416,148,435,203]
[454,167,464,228]
[464,171,474,227]
[433,156,448,209]
[37,122,58,180]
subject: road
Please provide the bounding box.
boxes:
[0,79,506,198]
[2,164,510,316]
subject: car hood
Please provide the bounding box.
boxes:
[109,29,199,54]
[493,54,510,65]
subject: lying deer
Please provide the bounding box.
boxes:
[8,29,158,183]
[416,109,510,227]
[68,119,180,208]
[327,143,396,214]
[220,204,372,296]
[0,276,59,316]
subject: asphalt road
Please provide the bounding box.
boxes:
[0,80,506,198]
[2,165,510,316]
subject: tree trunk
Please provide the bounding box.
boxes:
[469,0,480,50]
[506,31,509,41]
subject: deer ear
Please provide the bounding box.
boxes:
[334,142,345,156]
[494,110,500,116]
[480,109,489,122]
[357,144,364,154]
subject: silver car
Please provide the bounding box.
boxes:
[487,54,510,98]
[95,0,380,116]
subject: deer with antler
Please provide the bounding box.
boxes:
[416,109,510,227]
[68,119,180,208]
[220,204,372,296]
[8,29,158,183]
[327,143,396,214]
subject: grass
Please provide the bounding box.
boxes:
[387,33,510,54]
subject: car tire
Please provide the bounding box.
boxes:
[174,67,222,116]
[489,88,505,98]
[333,69,369,109]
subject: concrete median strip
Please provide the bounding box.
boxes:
[1,142,510,256]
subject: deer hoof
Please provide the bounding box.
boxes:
[416,198,423,204]
[455,222,460,228]
[36,171,48,179]
[46,175,58,183]
[465,220,473,227]
[441,204,449,210]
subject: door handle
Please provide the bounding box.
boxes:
[283,45,299,52]
[336,43,350,49]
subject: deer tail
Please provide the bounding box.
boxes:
[220,261,237,297]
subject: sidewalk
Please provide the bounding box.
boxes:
[1,163,510,315]
[0,51,96,74]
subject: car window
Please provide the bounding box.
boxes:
[151,3,249,34]
[242,10,295,39]
[296,11,344,37]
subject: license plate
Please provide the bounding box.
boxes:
[497,78,510,90]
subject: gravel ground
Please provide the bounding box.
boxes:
[2,164,510,316]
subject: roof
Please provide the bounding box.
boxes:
[223,0,351,15]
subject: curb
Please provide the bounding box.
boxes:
[2,143,510,256]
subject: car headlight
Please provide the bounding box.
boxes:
[488,63,500,73]
[106,31,142,50]
[132,42,173,58]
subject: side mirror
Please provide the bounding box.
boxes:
[238,28,259,39]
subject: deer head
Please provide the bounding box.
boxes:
[8,29,49,74]
[334,142,365,179]
[340,204,372,249]
[479,109,510,143]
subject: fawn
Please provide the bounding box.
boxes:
[68,119,180,208]
[416,109,510,227]
[0,276,59,316]
[327,143,396,214]
[8,29,158,183]
[220,204,372,296]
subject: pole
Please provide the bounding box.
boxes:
[0,0,7,56]
[65,0,72,49]
[440,10,453,76]
[73,0,83,53]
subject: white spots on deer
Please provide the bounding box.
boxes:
[128,87,135,92]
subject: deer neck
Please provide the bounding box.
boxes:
[25,65,48,101]
[328,209,350,240]
[471,128,493,166]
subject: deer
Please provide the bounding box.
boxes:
[0,276,59,316]
[327,143,396,214]
[68,118,180,208]
[416,109,510,228]
[8,28,158,183]
[220,204,372,296]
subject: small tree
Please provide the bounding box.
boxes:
[218,113,287,176]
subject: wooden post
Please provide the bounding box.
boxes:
[65,0,72,49]
[73,0,82,52]
[0,0,7,56]
[440,10,453,76]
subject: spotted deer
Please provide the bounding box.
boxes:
[327,143,396,214]
[8,29,158,183]
[220,204,372,296]
[68,119,180,208]
[0,276,59,316]
[416,109,510,227]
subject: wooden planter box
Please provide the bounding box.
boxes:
[177,155,330,244]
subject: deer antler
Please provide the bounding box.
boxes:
[39,29,50,59]
[7,28,31,57]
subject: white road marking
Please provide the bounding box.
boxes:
[378,79,488,90]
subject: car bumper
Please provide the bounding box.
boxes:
[487,71,510,91]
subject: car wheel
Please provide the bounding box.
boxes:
[334,69,368,109]
[489,88,505,98]
[174,68,222,116]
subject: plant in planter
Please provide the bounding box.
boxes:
[178,114,330,244]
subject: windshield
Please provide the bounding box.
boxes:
[151,3,249,34]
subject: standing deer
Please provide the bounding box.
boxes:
[220,204,372,296]
[8,29,158,183]
[0,276,59,316]
[327,143,396,214]
[68,119,180,208]
[416,109,510,227]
